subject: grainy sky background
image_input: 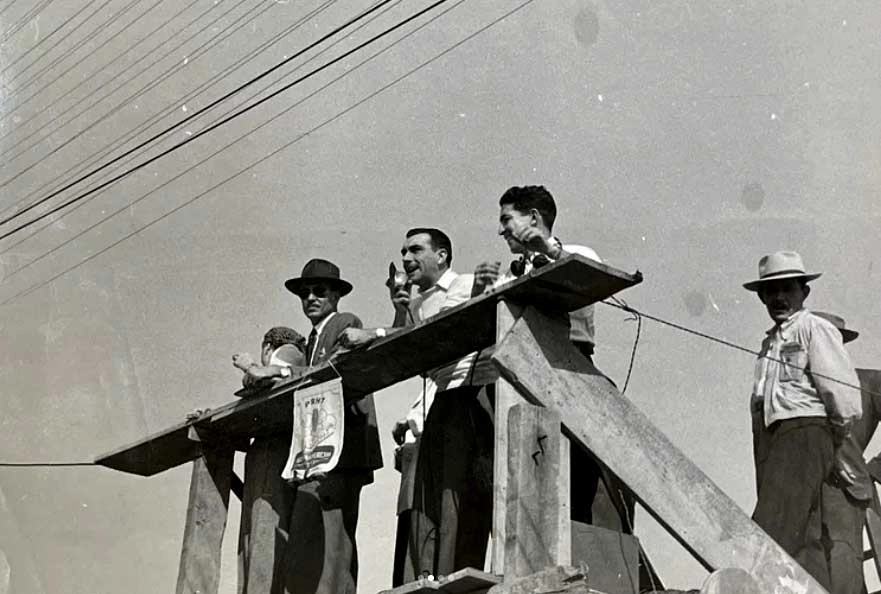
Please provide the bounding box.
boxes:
[0,1,879,593]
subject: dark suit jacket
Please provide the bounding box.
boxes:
[308,312,383,474]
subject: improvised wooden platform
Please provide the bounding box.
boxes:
[95,254,640,476]
[94,254,834,594]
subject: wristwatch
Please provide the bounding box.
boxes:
[278,366,292,378]
[375,328,387,338]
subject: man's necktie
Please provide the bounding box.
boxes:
[306,328,318,363]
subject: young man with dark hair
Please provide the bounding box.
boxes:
[472,185,632,532]
[745,251,862,589]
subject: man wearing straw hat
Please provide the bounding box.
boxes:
[282,258,382,594]
[746,251,862,588]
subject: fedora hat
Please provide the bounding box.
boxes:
[743,250,822,292]
[812,311,859,344]
[284,258,353,297]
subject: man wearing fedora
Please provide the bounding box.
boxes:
[282,258,382,594]
[746,251,861,588]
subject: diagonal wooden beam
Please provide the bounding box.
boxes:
[491,306,828,594]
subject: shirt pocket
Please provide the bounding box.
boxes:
[779,342,806,383]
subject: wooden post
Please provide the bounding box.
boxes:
[505,404,567,577]
[492,301,571,575]
[865,490,881,580]
[175,446,235,594]
[492,306,830,593]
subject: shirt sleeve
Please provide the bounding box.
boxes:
[562,244,602,263]
[270,344,305,367]
[440,273,474,311]
[809,319,861,423]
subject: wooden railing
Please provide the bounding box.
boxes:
[94,255,828,594]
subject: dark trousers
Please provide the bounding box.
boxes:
[570,342,635,530]
[752,417,835,589]
[282,471,369,594]
[822,482,867,594]
[393,442,420,586]
[411,385,494,577]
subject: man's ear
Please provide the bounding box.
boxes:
[530,208,543,227]
[803,283,811,300]
[437,248,449,267]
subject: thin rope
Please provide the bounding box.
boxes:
[0,461,95,467]
[601,300,876,398]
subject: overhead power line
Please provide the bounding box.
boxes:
[0,0,20,22]
[0,0,56,45]
[2,0,165,123]
[0,0,100,80]
[0,0,537,306]
[0,0,400,233]
[4,0,126,94]
[0,0,262,167]
[0,0,337,219]
[0,461,95,467]
[0,0,394,255]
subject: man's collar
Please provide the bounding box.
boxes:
[435,268,456,290]
[312,311,337,336]
[419,268,456,294]
[766,308,807,336]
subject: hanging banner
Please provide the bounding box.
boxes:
[281,378,345,482]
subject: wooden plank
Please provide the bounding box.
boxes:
[175,446,234,594]
[492,302,571,576]
[483,566,600,594]
[504,404,568,577]
[570,523,639,594]
[492,300,521,574]
[377,567,501,594]
[96,256,640,477]
[491,306,829,594]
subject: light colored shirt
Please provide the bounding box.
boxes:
[402,270,496,442]
[268,344,302,368]
[751,309,861,426]
[495,242,602,345]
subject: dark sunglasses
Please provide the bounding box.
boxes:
[296,284,331,299]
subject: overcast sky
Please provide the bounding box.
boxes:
[1,1,880,592]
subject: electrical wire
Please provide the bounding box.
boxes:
[0,0,100,79]
[601,299,877,398]
[2,0,165,124]
[0,0,339,217]
[0,0,439,239]
[0,0,538,306]
[0,0,264,166]
[0,0,394,261]
[4,0,135,97]
[0,461,95,467]
[0,0,20,22]
[0,0,56,45]
[1,0,441,255]
[6,0,197,125]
